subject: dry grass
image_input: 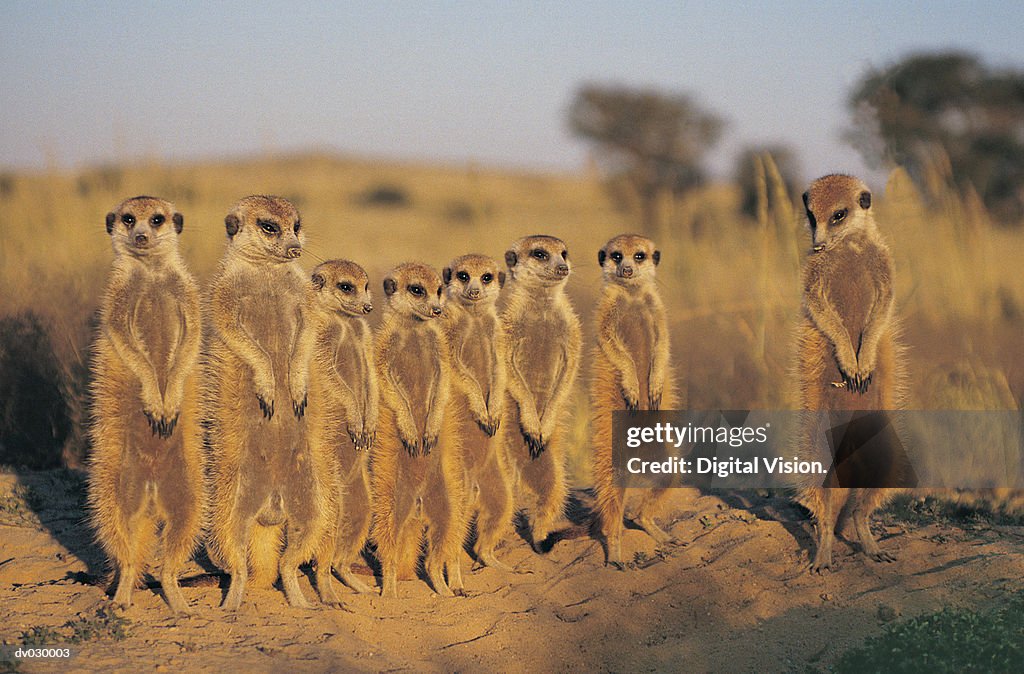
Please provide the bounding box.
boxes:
[0,152,1020,493]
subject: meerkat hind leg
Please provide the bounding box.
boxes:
[633,488,675,545]
[809,488,847,573]
[112,564,138,609]
[853,489,896,562]
[279,525,315,609]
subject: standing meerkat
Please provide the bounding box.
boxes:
[795,174,907,573]
[88,196,204,614]
[441,254,514,571]
[590,234,678,568]
[205,195,331,609]
[371,263,466,597]
[303,260,379,604]
[501,235,582,552]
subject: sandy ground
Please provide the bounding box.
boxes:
[1,470,1022,673]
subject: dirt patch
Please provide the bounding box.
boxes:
[1,471,1021,672]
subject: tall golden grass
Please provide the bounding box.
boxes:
[0,152,1020,486]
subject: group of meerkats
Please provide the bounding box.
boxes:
[87,174,904,614]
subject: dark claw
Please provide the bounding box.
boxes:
[422,435,437,455]
[623,392,639,411]
[402,437,420,457]
[452,588,467,597]
[649,394,662,411]
[257,395,275,420]
[477,419,498,437]
[293,393,307,419]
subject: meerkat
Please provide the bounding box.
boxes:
[441,254,514,571]
[794,174,908,573]
[303,260,379,604]
[88,196,204,614]
[500,235,582,552]
[590,234,679,567]
[205,195,331,608]
[370,263,466,597]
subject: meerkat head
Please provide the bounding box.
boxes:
[223,195,303,263]
[311,260,373,317]
[598,234,660,285]
[802,175,875,253]
[382,262,444,321]
[504,235,571,287]
[105,196,183,258]
[442,254,505,308]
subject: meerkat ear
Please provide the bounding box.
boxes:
[498,271,506,288]
[598,249,606,266]
[802,191,809,208]
[505,250,517,268]
[105,212,115,234]
[312,273,326,291]
[858,191,871,209]
[383,278,397,296]
[653,250,661,265]
[173,212,183,234]
[442,267,452,285]
[225,212,241,238]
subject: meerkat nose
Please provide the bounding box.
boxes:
[431,305,443,316]
[620,266,633,278]
[363,303,373,314]
[557,264,569,276]
[285,244,302,259]
[134,233,149,247]
[468,288,481,299]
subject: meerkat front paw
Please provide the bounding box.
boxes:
[421,434,438,455]
[520,424,545,458]
[291,391,308,419]
[621,387,640,412]
[400,432,421,457]
[256,393,275,420]
[476,415,500,437]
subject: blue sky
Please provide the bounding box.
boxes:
[3,1,1023,187]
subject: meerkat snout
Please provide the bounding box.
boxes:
[363,302,373,314]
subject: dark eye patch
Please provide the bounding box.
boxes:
[481,273,493,284]
[150,214,164,226]
[337,282,354,293]
[294,220,301,233]
[456,271,470,282]
[257,219,280,235]
[831,209,848,224]
[634,251,646,261]
[408,284,425,296]
[531,249,548,261]
[121,213,136,226]
[610,251,623,262]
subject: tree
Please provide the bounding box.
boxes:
[734,145,800,219]
[847,51,1024,222]
[569,84,724,232]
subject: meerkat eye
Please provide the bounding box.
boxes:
[293,220,301,234]
[337,282,354,293]
[457,271,470,283]
[121,214,135,226]
[610,252,623,263]
[481,273,493,284]
[831,209,847,224]
[150,214,164,227]
[634,251,646,262]
[258,219,280,235]
[408,284,425,297]
[531,249,548,261]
